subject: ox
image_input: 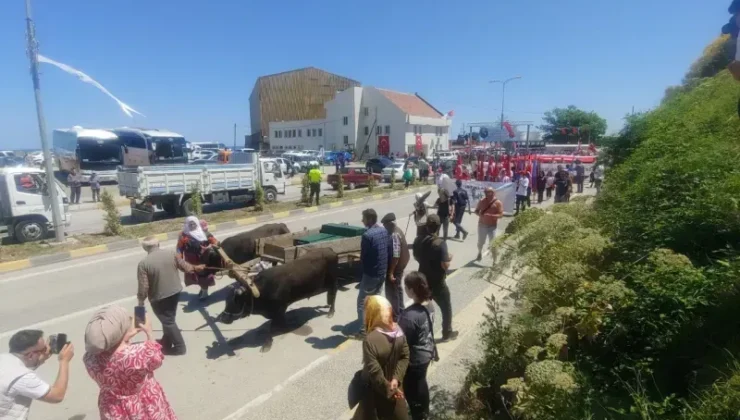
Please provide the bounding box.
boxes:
[219,223,290,264]
[216,248,339,352]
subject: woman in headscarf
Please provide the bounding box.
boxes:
[176,216,219,300]
[83,305,177,420]
[353,295,410,420]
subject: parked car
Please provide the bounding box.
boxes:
[327,167,381,190]
[382,162,405,182]
[365,157,393,174]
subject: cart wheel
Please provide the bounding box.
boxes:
[348,182,356,190]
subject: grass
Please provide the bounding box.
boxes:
[0,183,424,264]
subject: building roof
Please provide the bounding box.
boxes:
[377,89,443,118]
[256,66,360,85]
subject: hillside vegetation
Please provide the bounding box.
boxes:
[455,39,740,420]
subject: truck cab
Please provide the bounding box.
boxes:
[0,167,70,242]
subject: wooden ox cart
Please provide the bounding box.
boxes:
[261,223,364,265]
[213,223,365,294]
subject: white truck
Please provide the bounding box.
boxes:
[117,151,286,218]
[0,167,71,243]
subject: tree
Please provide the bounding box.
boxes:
[538,106,607,144]
[684,35,733,83]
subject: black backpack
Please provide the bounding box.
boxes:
[555,173,569,195]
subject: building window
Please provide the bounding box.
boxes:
[292,129,296,137]
[313,129,317,136]
[343,116,349,126]
[384,125,390,135]
[318,128,323,136]
[376,126,381,135]
[364,126,369,136]
[363,107,369,117]
[343,135,349,144]
[298,129,302,137]
[364,144,369,153]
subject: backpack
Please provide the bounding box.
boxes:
[453,189,467,208]
[555,174,569,195]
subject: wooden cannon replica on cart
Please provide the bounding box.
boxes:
[214,223,366,295]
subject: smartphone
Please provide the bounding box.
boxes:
[134,306,146,328]
[48,333,67,354]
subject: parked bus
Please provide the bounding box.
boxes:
[52,127,149,183]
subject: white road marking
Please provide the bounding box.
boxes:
[221,354,332,420]
[0,295,136,340]
[0,195,413,285]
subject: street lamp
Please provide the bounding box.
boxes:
[489,76,522,129]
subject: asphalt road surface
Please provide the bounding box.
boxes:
[66,183,338,236]
[0,187,580,420]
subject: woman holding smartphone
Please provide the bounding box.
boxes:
[83,305,177,420]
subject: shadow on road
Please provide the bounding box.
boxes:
[180,285,232,313]
[305,334,348,350]
[204,306,329,359]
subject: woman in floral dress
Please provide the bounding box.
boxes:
[176,216,219,300]
[83,305,177,420]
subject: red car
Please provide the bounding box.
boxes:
[327,167,381,190]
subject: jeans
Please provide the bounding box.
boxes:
[404,362,431,420]
[537,189,544,203]
[516,194,528,213]
[452,206,467,237]
[385,267,405,321]
[477,224,497,255]
[151,293,186,352]
[357,274,384,331]
[431,281,453,334]
[576,176,584,193]
[439,216,450,240]
[595,179,603,194]
[91,188,100,202]
[70,186,81,204]
[309,183,320,205]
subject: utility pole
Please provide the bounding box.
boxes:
[233,123,237,149]
[489,76,522,128]
[25,0,64,243]
[525,124,531,155]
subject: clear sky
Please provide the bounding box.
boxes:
[0,0,730,149]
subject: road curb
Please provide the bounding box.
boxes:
[0,186,433,275]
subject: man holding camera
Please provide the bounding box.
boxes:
[0,330,74,419]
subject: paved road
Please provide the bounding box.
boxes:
[0,186,587,420]
[66,184,339,236]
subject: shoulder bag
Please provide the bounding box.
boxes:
[348,335,400,409]
[421,305,440,362]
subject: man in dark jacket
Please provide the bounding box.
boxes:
[412,215,458,341]
[356,209,390,337]
[451,179,469,240]
[382,212,410,320]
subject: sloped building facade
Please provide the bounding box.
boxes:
[248,67,360,149]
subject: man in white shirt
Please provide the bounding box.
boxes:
[593,164,605,194]
[515,171,530,214]
[0,330,74,420]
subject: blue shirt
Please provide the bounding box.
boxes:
[360,224,390,279]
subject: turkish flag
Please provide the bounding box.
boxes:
[378,136,390,156]
[502,121,516,138]
[415,135,422,152]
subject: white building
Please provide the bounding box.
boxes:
[268,86,451,157]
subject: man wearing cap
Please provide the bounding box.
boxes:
[413,214,458,341]
[382,212,409,319]
[137,236,204,355]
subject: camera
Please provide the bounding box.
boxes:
[48,333,68,354]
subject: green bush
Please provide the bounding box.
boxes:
[101,190,122,236]
[190,182,203,216]
[254,184,264,211]
[596,72,740,263]
[337,172,345,198]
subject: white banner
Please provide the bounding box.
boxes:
[459,181,516,216]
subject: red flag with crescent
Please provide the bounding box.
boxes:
[378,135,389,156]
[415,135,422,152]
[502,121,516,138]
